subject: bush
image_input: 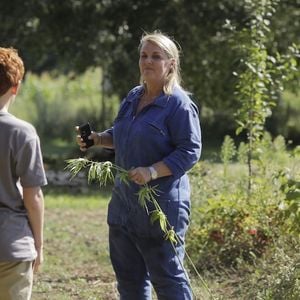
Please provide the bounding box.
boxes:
[239,237,300,300]
[187,134,300,271]
[187,183,284,270]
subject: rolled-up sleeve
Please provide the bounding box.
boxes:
[163,102,202,178]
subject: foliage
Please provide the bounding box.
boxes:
[227,0,299,193]
[276,170,300,234]
[238,238,300,300]
[188,191,278,270]
[187,15,299,285]
[220,135,236,179]
[1,1,299,112]
[10,68,119,143]
[187,134,300,271]
[0,0,109,73]
[2,0,299,142]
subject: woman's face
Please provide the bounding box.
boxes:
[139,41,172,86]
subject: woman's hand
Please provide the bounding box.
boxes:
[75,126,101,151]
[128,167,151,185]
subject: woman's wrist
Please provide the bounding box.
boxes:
[148,166,158,180]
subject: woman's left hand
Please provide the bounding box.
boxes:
[128,167,151,185]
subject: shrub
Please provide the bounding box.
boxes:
[239,238,300,300]
[187,134,300,271]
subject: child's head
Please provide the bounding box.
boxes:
[0,47,25,97]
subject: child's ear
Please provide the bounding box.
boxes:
[11,86,18,95]
[11,82,21,95]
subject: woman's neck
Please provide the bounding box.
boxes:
[144,84,163,99]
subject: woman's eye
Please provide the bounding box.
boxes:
[140,54,147,59]
[152,55,161,60]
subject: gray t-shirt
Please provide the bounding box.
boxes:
[0,111,47,261]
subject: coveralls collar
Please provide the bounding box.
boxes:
[126,87,170,108]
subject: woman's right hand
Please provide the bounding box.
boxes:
[75,126,101,152]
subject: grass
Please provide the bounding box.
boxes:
[32,193,118,300]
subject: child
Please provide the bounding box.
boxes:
[0,47,47,300]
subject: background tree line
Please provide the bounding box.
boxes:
[1,0,299,144]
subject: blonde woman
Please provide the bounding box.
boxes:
[78,31,201,299]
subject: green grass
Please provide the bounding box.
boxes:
[45,193,109,210]
[32,193,118,300]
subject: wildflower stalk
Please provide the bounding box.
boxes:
[65,158,216,299]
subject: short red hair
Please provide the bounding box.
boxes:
[0,47,25,97]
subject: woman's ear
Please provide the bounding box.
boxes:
[170,58,176,70]
[169,59,175,73]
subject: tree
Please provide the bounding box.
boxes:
[1,0,299,139]
[233,0,299,193]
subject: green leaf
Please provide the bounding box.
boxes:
[65,158,90,179]
[118,172,129,185]
[150,210,160,224]
[164,229,177,244]
[159,213,167,233]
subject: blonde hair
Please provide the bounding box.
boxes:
[0,47,24,97]
[138,31,182,95]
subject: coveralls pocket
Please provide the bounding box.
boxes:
[144,120,170,146]
[145,120,166,136]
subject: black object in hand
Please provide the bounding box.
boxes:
[79,123,94,148]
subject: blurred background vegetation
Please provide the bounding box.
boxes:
[10,69,119,167]
[1,0,299,166]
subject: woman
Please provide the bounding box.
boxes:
[77,31,201,300]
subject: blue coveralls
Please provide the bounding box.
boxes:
[106,85,202,300]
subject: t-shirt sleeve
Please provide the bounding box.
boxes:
[16,137,48,188]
